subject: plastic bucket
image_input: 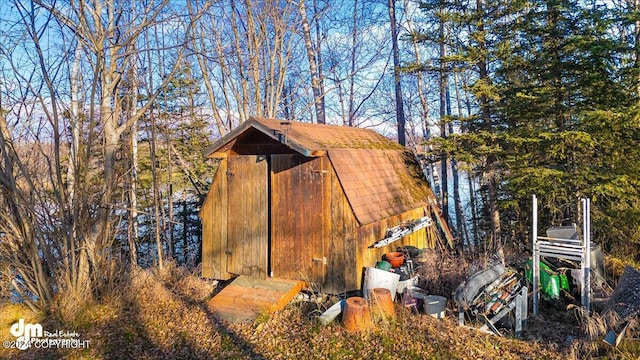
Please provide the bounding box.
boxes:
[396,276,418,295]
[376,260,392,271]
[424,295,447,319]
[362,267,400,301]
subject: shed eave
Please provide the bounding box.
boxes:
[203,119,319,158]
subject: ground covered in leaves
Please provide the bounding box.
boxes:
[0,257,638,359]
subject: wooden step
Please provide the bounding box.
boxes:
[206,276,305,323]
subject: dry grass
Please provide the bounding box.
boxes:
[416,249,473,297]
[0,303,45,360]
[1,257,639,359]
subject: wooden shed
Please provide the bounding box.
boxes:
[199,117,444,294]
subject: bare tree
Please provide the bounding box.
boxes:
[0,0,207,310]
[190,0,298,128]
[320,1,391,127]
[0,2,80,309]
[299,0,326,124]
[389,0,406,144]
[437,3,450,225]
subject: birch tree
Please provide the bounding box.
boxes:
[299,0,326,124]
[389,0,406,145]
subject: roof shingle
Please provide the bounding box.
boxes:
[328,149,432,225]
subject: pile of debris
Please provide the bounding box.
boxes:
[362,246,424,296]
[454,262,528,337]
[318,246,450,329]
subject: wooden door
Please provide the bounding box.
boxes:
[270,155,327,287]
[226,155,268,279]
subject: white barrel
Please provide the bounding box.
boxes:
[362,267,400,301]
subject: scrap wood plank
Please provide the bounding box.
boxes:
[429,202,455,249]
[206,275,305,323]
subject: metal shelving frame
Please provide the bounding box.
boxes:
[532,195,591,315]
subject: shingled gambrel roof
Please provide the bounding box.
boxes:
[204,117,433,226]
[328,149,431,225]
[204,117,404,157]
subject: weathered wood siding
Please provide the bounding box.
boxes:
[270,154,365,295]
[201,152,438,294]
[270,155,327,285]
[325,161,358,294]
[226,155,268,279]
[200,160,230,280]
[268,153,437,294]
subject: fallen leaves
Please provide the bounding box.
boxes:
[1,260,635,359]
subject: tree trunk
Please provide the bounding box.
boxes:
[67,42,82,289]
[476,0,502,258]
[348,0,359,127]
[631,0,640,102]
[128,40,140,267]
[148,31,164,269]
[460,66,481,250]
[405,4,430,144]
[438,9,450,224]
[450,142,464,245]
[149,112,164,269]
[168,146,174,259]
[467,172,480,251]
[128,121,139,267]
[182,191,189,265]
[389,0,406,145]
[229,0,250,122]
[487,170,502,259]
[451,70,468,247]
[299,0,326,124]
[313,0,326,117]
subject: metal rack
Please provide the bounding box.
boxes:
[532,195,591,315]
